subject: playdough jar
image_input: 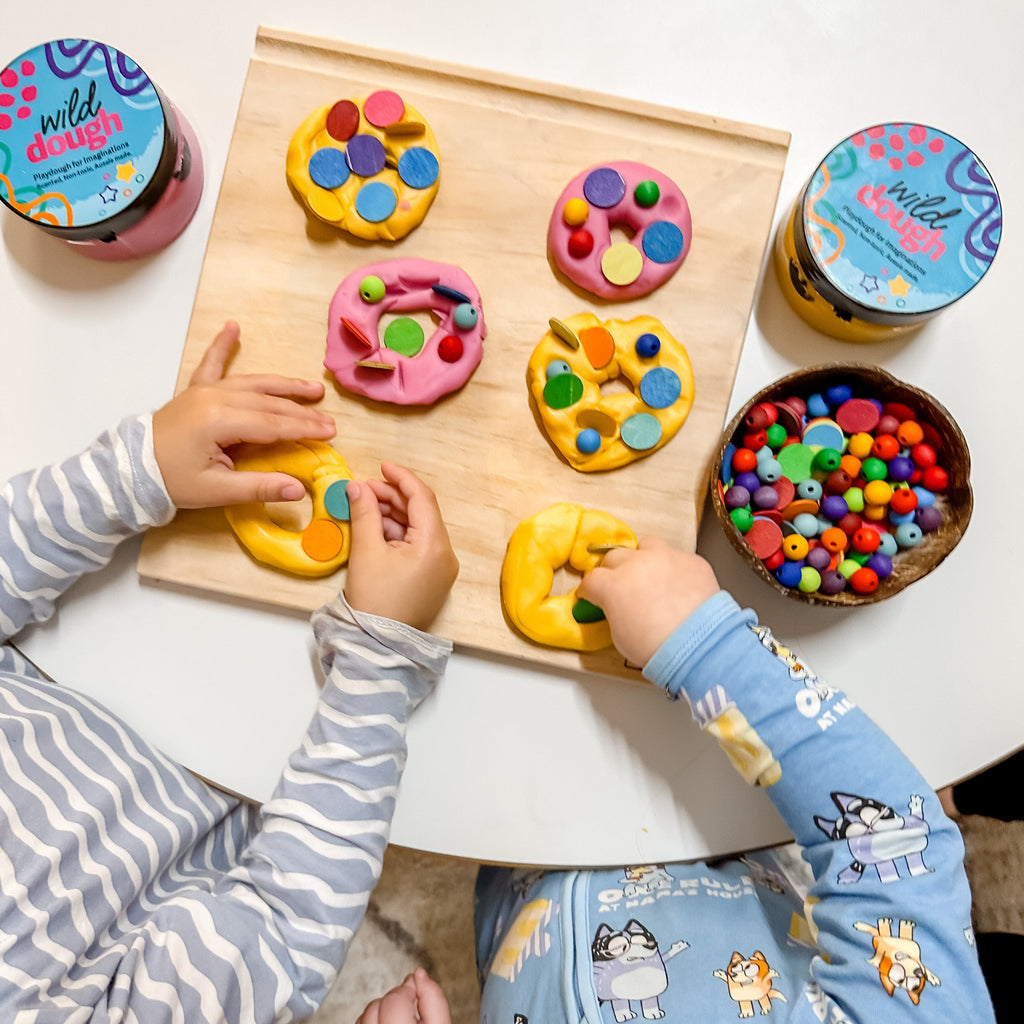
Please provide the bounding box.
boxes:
[774,123,1001,342]
[0,39,203,260]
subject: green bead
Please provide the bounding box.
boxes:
[634,180,661,208]
[861,457,888,481]
[844,486,865,512]
[837,558,861,579]
[811,447,842,473]
[571,597,606,624]
[765,423,788,449]
[730,507,754,533]
[359,275,386,303]
[798,567,822,593]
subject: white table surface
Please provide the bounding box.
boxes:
[2,1,1021,868]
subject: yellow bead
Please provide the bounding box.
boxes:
[601,242,643,286]
[863,503,888,522]
[863,479,893,506]
[847,431,874,459]
[783,534,810,560]
[563,197,589,227]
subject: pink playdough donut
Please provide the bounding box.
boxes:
[325,258,487,405]
[547,160,692,300]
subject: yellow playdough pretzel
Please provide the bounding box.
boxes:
[528,313,695,472]
[501,502,637,651]
[224,440,353,578]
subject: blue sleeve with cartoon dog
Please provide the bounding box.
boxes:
[641,589,994,1022]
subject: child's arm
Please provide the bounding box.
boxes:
[0,321,334,642]
[355,968,452,1024]
[579,539,995,1022]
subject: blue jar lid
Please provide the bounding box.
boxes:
[794,123,1002,323]
[0,39,177,239]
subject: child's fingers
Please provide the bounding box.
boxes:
[413,968,452,1024]
[347,480,390,551]
[379,463,447,541]
[190,321,240,385]
[220,372,327,402]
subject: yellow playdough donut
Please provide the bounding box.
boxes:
[285,90,441,242]
[527,313,695,472]
[501,502,637,651]
[224,440,353,578]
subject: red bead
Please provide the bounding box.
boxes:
[910,443,937,469]
[883,401,917,423]
[889,488,919,515]
[732,448,758,474]
[744,402,778,430]
[871,434,900,460]
[763,549,785,571]
[838,512,862,536]
[876,414,901,436]
[438,334,464,363]
[850,566,880,594]
[568,229,594,258]
[922,465,949,491]
[825,469,854,494]
[742,429,767,451]
[852,527,881,554]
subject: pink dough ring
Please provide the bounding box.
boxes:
[548,161,692,299]
[325,259,487,405]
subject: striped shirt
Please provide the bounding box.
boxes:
[0,416,452,1022]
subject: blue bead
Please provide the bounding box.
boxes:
[576,428,602,454]
[877,532,899,556]
[895,522,924,548]
[636,332,661,358]
[453,303,479,329]
[793,512,820,537]
[776,562,803,587]
[806,393,830,418]
[308,147,350,189]
[756,459,782,483]
[721,443,736,483]
[912,486,936,508]
[796,479,823,501]
[546,359,572,379]
[824,384,853,408]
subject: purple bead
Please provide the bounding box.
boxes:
[887,455,915,482]
[735,471,761,493]
[346,134,387,176]
[805,546,832,570]
[583,167,626,208]
[866,552,893,578]
[752,485,779,510]
[821,495,849,520]
[819,569,848,594]
[914,505,944,532]
[724,485,751,511]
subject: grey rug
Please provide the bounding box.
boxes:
[311,814,1022,1022]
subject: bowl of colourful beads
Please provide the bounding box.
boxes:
[710,364,972,606]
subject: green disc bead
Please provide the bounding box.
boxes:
[572,597,607,624]
[359,275,386,303]
[811,447,842,473]
[383,317,425,357]
[765,423,788,449]
[634,180,661,208]
[730,507,754,533]
[798,567,822,593]
[543,372,584,409]
[861,457,888,482]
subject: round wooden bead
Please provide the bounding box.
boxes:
[756,459,783,484]
[765,423,788,449]
[847,432,875,459]
[775,561,803,587]
[877,531,899,557]
[871,434,900,460]
[915,506,944,532]
[820,495,848,520]
[796,479,823,501]
[805,546,832,571]
[793,512,820,537]
[798,567,823,593]
[824,384,853,408]
[863,479,893,506]
[896,420,925,446]
[824,469,854,495]
[744,402,778,430]
[743,429,768,451]
[895,522,924,548]
[922,465,949,491]
[850,566,880,594]
[911,443,937,469]
[730,507,754,532]
[763,548,785,571]
[782,534,810,560]
[732,448,758,474]
[860,457,888,482]
[852,527,881,554]
[812,447,842,473]
[724,485,751,510]
[806,393,830,418]
[866,552,893,578]
[844,487,865,513]
[887,455,915,482]
[837,558,861,579]
[889,487,918,515]
[752,485,780,510]
[838,512,862,536]
[820,527,848,554]
[819,568,848,594]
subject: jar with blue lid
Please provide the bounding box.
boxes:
[774,123,1001,342]
[0,39,203,260]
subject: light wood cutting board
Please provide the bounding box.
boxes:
[137,26,790,680]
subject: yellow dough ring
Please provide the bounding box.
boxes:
[528,313,695,472]
[224,440,353,578]
[500,502,637,651]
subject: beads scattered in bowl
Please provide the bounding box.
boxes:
[717,380,953,597]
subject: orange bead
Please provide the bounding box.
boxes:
[847,432,874,459]
[852,527,881,554]
[896,420,924,447]
[840,453,862,478]
[732,447,758,474]
[863,479,893,506]
[889,487,919,515]
[820,527,849,554]
[850,566,880,594]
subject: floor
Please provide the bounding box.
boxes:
[310,812,1023,1021]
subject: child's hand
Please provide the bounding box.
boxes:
[344,463,459,631]
[355,968,451,1024]
[577,537,720,667]
[152,321,336,509]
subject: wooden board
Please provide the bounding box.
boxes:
[137,26,790,679]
